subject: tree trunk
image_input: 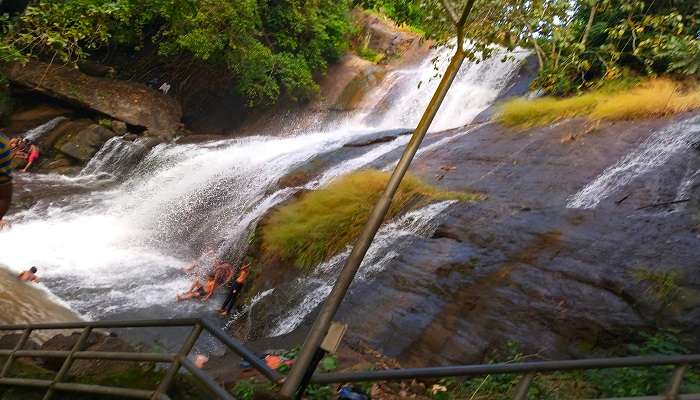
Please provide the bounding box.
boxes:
[580,1,598,49]
[530,37,546,71]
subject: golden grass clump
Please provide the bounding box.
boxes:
[261,169,479,270]
[496,79,700,129]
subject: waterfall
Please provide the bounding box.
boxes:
[0,45,527,322]
[567,115,700,209]
[80,136,150,178]
[23,116,67,141]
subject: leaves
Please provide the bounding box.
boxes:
[1,0,352,107]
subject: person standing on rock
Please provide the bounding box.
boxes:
[218,263,250,316]
[0,132,13,228]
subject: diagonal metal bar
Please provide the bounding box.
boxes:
[512,372,534,400]
[43,326,92,400]
[0,327,32,378]
[665,364,687,400]
[279,45,468,398]
[200,318,283,382]
[181,357,236,400]
[151,322,202,400]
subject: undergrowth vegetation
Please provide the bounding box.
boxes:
[496,79,700,129]
[261,169,479,270]
[430,332,700,400]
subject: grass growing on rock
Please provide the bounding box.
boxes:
[262,169,480,270]
[496,79,700,129]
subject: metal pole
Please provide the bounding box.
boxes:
[665,365,687,400]
[513,372,534,400]
[279,48,467,397]
[152,323,203,400]
[43,326,93,400]
[0,327,32,378]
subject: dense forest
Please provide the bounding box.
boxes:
[1,0,698,105]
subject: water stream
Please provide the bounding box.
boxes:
[0,45,526,334]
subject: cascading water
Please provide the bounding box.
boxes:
[567,115,700,209]
[0,45,526,330]
[22,116,68,142]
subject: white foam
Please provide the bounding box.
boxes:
[567,116,700,209]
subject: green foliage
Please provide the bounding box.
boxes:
[320,354,339,372]
[356,45,384,63]
[262,169,480,270]
[1,0,352,107]
[232,378,259,400]
[528,0,700,95]
[353,0,428,33]
[428,334,700,400]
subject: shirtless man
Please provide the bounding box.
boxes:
[213,259,235,286]
[17,267,40,283]
[176,273,216,302]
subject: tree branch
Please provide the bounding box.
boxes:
[458,0,477,28]
[440,0,460,25]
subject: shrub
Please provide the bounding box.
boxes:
[496,79,700,129]
[262,169,479,270]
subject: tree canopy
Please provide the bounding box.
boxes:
[0,0,351,107]
[1,0,698,104]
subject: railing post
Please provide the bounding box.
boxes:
[0,327,32,378]
[43,326,92,400]
[512,372,535,400]
[664,364,687,400]
[151,322,203,400]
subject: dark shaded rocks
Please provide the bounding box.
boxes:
[0,333,40,351]
[329,113,700,365]
[5,61,182,134]
[37,331,135,377]
[343,129,412,147]
[54,124,118,162]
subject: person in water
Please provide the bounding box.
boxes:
[183,246,217,274]
[17,267,40,283]
[0,132,13,227]
[176,273,216,302]
[218,263,250,316]
[213,259,235,286]
[22,141,40,172]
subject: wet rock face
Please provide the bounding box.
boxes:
[54,124,118,162]
[5,61,182,134]
[333,113,700,365]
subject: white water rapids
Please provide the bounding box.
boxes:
[0,46,526,328]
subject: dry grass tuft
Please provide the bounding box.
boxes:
[261,169,480,270]
[496,79,700,130]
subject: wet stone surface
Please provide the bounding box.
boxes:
[332,113,700,365]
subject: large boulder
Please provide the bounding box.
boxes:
[54,123,117,162]
[5,61,182,134]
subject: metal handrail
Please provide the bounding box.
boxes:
[2,318,700,399]
[0,318,281,400]
[310,354,700,400]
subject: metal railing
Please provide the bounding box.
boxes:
[0,318,282,400]
[2,318,700,399]
[310,354,700,400]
